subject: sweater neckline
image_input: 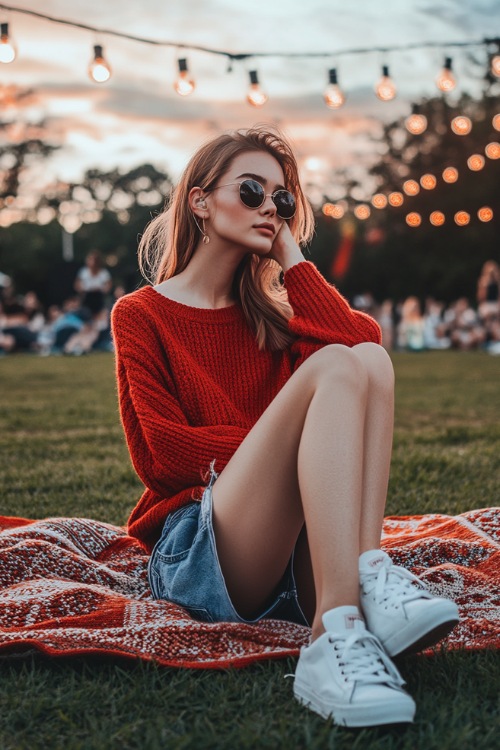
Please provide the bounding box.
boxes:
[144,285,242,322]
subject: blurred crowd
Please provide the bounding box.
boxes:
[1,255,499,357]
[362,260,500,355]
[0,251,124,357]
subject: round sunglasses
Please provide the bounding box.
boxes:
[208,179,296,220]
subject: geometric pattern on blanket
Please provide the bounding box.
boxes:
[0,508,498,669]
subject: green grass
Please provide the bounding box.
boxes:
[0,351,499,749]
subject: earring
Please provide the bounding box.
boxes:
[202,218,210,244]
[192,213,210,244]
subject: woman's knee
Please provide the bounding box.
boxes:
[303,344,369,395]
[352,342,395,391]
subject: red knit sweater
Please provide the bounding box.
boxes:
[111,260,381,552]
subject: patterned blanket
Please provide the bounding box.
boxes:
[0,508,498,669]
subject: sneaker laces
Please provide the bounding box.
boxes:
[328,630,405,688]
[362,557,433,607]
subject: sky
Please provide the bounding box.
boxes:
[1,0,499,208]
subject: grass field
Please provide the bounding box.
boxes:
[0,351,499,749]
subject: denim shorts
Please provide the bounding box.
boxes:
[147,464,309,626]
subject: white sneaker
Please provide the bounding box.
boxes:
[359,549,460,657]
[293,605,416,727]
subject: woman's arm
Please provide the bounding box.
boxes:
[112,299,249,499]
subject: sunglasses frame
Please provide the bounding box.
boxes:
[206,179,296,220]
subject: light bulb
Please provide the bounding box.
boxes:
[405,104,427,135]
[375,65,396,101]
[478,207,493,222]
[403,180,420,196]
[485,142,500,159]
[246,70,268,107]
[430,211,445,226]
[467,154,485,171]
[420,174,437,190]
[451,116,472,135]
[88,45,111,83]
[0,23,16,64]
[491,54,500,77]
[388,192,404,207]
[354,204,370,220]
[371,194,388,209]
[436,56,456,92]
[174,58,195,96]
[324,68,345,109]
[454,211,470,226]
[406,212,422,227]
[442,166,459,183]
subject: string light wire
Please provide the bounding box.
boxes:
[0,3,497,66]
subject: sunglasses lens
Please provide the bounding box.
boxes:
[274,190,296,219]
[239,179,265,208]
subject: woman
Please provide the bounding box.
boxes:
[111,126,458,728]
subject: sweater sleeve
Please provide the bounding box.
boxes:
[283,260,382,370]
[111,297,249,499]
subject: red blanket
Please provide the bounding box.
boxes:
[0,508,498,669]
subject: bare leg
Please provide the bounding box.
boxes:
[211,343,394,641]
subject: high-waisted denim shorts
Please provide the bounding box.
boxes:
[147,463,309,626]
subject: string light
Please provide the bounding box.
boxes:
[246,70,267,107]
[375,65,396,101]
[0,21,15,63]
[88,44,111,83]
[430,211,446,226]
[454,211,470,226]
[354,204,370,220]
[403,180,420,196]
[174,58,195,96]
[420,174,437,189]
[493,114,500,131]
[436,56,456,92]
[485,142,500,159]
[442,166,459,182]
[371,194,388,209]
[405,104,428,135]
[388,192,404,207]
[478,206,493,222]
[467,154,485,170]
[451,116,472,135]
[406,212,422,227]
[324,68,345,109]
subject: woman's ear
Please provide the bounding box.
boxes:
[188,187,209,218]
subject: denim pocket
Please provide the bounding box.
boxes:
[154,504,200,564]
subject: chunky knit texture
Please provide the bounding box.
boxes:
[111,260,381,552]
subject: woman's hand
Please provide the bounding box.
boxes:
[267,222,304,272]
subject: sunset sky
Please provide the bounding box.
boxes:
[1,0,499,205]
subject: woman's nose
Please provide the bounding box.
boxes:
[260,194,277,216]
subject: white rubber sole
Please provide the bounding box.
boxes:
[293,681,416,727]
[381,600,460,657]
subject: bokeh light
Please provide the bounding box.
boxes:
[454,211,470,226]
[406,212,421,227]
[493,114,500,132]
[420,174,437,190]
[442,167,459,183]
[467,154,485,171]
[403,180,420,196]
[371,193,388,209]
[478,206,493,222]
[388,192,404,207]
[485,142,500,159]
[430,211,445,226]
[322,203,345,219]
[405,113,428,135]
[354,204,371,220]
[451,116,472,135]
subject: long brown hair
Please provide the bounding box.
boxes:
[138,125,315,351]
